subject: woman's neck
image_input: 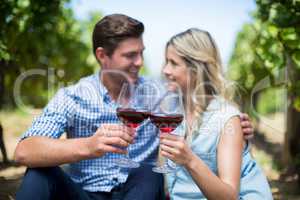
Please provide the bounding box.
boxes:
[183,94,214,134]
[183,96,195,132]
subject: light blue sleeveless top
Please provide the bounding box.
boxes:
[167,97,273,200]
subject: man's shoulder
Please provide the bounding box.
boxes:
[60,74,100,100]
[66,73,96,90]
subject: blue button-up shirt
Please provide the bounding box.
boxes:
[21,72,160,192]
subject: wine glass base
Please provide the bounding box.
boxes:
[115,158,140,168]
[152,165,175,174]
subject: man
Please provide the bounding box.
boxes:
[14,14,253,200]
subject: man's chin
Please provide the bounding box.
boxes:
[128,75,139,84]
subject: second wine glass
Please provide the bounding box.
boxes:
[150,82,185,173]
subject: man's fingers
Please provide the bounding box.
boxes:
[243,133,254,140]
[110,131,134,144]
[102,124,135,135]
[242,128,253,134]
[97,125,135,140]
[241,121,251,128]
[240,113,249,121]
[104,137,130,147]
[118,131,135,143]
[242,127,254,140]
[96,127,134,143]
[102,145,127,154]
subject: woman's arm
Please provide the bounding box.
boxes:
[160,116,243,200]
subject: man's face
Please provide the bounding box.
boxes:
[101,37,145,84]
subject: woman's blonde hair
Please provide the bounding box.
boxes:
[166,28,234,133]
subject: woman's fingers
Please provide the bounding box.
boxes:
[160,133,183,141]
[161,144,180,155]
[161,149,175,159]
[160,137,182,148]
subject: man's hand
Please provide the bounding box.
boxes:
[240,113,254,140]
[85,124,135,158]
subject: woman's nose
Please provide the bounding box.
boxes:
[162,65,171,76]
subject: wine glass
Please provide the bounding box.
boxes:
[115,82,149,168]
[150,82,185,173]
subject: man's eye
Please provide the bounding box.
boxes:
[125,53,136,58]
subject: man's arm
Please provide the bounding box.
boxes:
[15,136,91,167]
[14,124,134,167]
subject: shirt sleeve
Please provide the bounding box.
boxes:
[20,88,75,140]
[214,101,241,145]
[220,102,241,128]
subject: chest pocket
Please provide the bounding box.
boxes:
[70,116,100,138]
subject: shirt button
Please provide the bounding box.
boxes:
[112,177,118,183]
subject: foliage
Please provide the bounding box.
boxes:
[229,0,300,176]
[257,87,285,114]
[0,0,96,107]
[255,0,300,109]
[229,0,300,112]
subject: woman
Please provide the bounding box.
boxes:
[160,28,273,199]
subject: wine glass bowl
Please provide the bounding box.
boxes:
[116,108,149,129]
[150,114,183,134]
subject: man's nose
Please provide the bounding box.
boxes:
[134,54,143,67]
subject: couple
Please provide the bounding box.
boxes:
[14,14,272,200]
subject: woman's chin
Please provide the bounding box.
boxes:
[167,81,180,92]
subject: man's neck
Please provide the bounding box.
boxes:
[100,73,123,101]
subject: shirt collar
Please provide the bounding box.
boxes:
[95,70,145,101]
[95,70,109,99]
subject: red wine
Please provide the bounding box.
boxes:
[116,108,149,128]
[150,114,183,133]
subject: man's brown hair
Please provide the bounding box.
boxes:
[92,14,144,57]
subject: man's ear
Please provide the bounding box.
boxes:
[95,47,107,64]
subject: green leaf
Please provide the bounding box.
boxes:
[267,24,279,37]
[280,28,297,41]
[293,96,300,112]
[285,40,300,49]
[292,50,300,68]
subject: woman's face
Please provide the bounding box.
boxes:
[162,45,191,94]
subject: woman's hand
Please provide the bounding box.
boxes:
[159,133,195,166]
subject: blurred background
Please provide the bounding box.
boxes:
[0,0,300,199]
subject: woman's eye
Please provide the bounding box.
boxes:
[170,60,178,67]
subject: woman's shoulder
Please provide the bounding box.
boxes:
[199,96,241,135]
[190,97,241,152]
[206,96,240,117]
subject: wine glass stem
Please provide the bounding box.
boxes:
[125,127,136,159]
[158,131,168,167]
